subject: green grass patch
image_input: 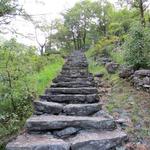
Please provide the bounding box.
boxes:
[110,50,124,64]
[32,57,64,95]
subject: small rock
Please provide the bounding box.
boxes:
[53,127,80,138]
[94,73,104,78]
[106,62,119,74]
[93,110,113,119]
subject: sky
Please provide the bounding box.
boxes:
[1,0,118,46]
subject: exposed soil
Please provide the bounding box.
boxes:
[95,76,150,150]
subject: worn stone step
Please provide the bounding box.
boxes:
[68,130,128,150]
[62,66,88,70]
[26,115,116,132]
[45,87,97,94]
[51,82,95,88]
[40,94,99,104]
[63,103,102,116]
[60,70,89,77]
[6,133,70,150]
[53,77,94,83]
[63,63,88,68]
[62,68,88,73]
[34,101,101,116]
[60,73,89,77]
[59,74,93,78]
[34,101,63,115]
[59,72,93,77]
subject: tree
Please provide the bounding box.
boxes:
[31,19,55,55]
[46,19,72,51]
[118,0,150,26]
[92,0,113,37]
[63,0,93,50]
[0,0,23,26]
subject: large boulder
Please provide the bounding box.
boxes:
[119,66,134,78]
[106,62,119,74]
[132,69,150,91]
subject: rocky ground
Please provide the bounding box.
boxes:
[95,76,150,150]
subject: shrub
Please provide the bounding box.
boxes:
[87,36,119,59]
[123,22,150,69]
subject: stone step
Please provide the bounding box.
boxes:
[51,82,95,88]
[45,87,97,94]
[34,101,102,116]
[34,101,63,115]
[62,66,88,70]
[6,133,70,150]
[63,103,102,116]
[26,115,116,132]
[40,94,99,104]
[60,71,89,75]
[58,74,92,78]
[60,72,89,77]
[53,77,94,83]
[63,63,88,68]
[68,130,128,150]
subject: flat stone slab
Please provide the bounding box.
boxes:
[62,66,88,70]
[45,87,97,94]
[60,69,88,74]
[53,127,80,138]
[53,77,94,83]
[6,133,70,150]
[57,72,93,77]
[51,81,95,88]
[40,94,99,104]
[63,103,102,116]
[69,130,128,150]
[26,115,116,132]
[34,101,63,115]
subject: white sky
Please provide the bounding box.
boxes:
[1,0,118,46]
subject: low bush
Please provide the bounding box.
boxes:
[0,39,64,148]
[123,22,150,69]
[87,36,119,59]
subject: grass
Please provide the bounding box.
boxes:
[32,57,64,95]
[110,50,124,64]
[0,55,64,149]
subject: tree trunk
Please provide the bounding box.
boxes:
[72,32,77,50]
[83,24,87,49]
[139,0,145,26]
[40,45,45,55]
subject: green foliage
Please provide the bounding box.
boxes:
[0,39,64,148]
[0,0,17,17]
[31,55,64,94]
[123,22,150,69]
[110,50,124,64]
[87,36,119,58]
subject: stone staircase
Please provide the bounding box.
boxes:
[6,50,128,150]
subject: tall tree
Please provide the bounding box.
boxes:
[0,0,23,25]
[118,0,149,26]
[92,0,113,37]
[63,0,93,50]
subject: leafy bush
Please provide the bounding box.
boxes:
[0,39,64,147]
[87,36,119,59]
[123,22,150,69]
